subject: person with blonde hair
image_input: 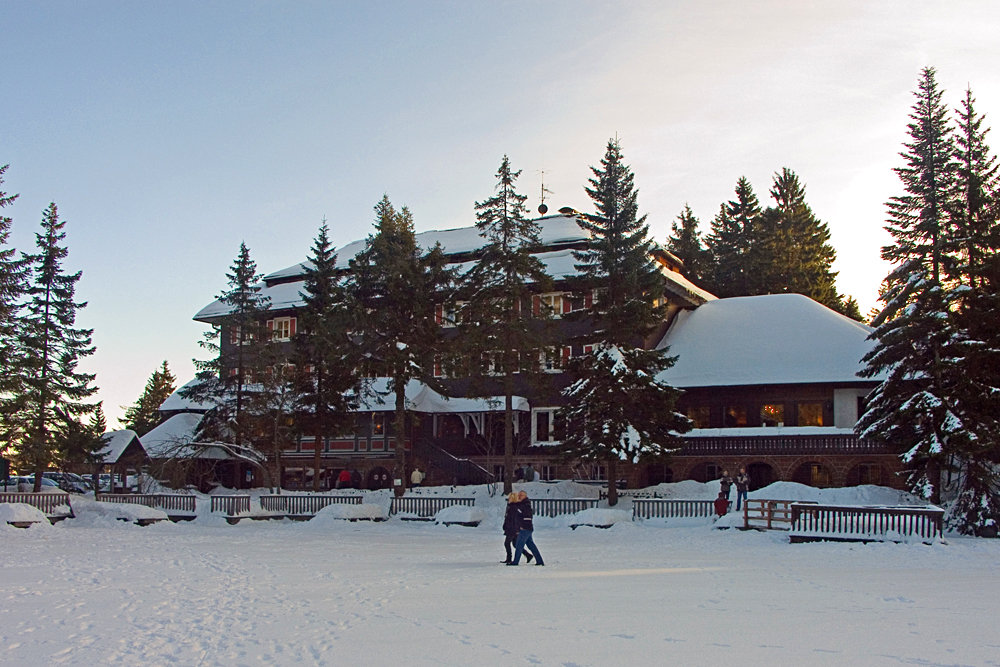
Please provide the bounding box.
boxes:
[508,490,544,566]
[502,492,532,564]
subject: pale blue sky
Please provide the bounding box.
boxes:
[2,1,998,423]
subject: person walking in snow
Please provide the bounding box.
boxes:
[502,492,532,564]
[735,468,749,511]
[410,467,425,488]
[714,491,730,517]
[719,470,733,500]
[509,491,544,566]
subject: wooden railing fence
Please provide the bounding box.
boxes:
[789,504,943,543]
[390,496,474,517]
[211,495,251,515]
[260,494,362,515]
[743,499,816,530]
[633,499,720,519]
[97,493,196,513]
[531,498,599,517]
[0,492,72,516]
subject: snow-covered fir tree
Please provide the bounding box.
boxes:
[460,156,552,494]
[183,242,272,449]
[120,361,176,436]
[294,221,363,492]
[348,196,451,496]
[11,203,97,491]
[667,203,710,287]
[562,139,690,506]
[859,67,967,505]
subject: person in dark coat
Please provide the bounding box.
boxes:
[735,468,749,511]
[502,492,532,564]
[719,470,733,500]
[714,491,730,517]
[509,491,544,566]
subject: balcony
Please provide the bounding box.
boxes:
[678,428,888,457]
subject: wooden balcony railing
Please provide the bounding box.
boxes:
[679,433,887,456]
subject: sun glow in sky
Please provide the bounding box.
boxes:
[2,1,998,422]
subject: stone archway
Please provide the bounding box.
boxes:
[792,460,833,488]
[746,462,774,491]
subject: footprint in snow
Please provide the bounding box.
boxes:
[882,596,915,603]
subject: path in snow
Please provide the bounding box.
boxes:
[2,519,998,667]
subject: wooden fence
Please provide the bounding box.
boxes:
[97,493,196,514]
[633,499,720,519]
[531,498,599,517]
[211,495,251,515]
[260,494,362,515]
[0,492,73,517]
[390,496,474,517]
[743,499,816,530]
[789,504,943,543]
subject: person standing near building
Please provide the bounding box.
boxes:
[410,467,425,488]
[735,468,749,511]
[508,491,544,566]
[502,492,532,564]
[336,468,352,489]
[523,463,535,484]
[719,470,733,501]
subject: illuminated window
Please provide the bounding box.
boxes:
[760,404,785,427]
[724,406,748,427]
[687,406,711,429]
[372,413,385,436]
[797,403,824,426]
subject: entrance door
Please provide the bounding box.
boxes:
[367,466,392,490]
[747,462,774,491]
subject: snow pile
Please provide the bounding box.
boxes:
[69,498,168,525]
[747,482,923,506]
[0,503,49,524]
[568,508,632,528]
[312,503,386,523]
[434,505,485,525]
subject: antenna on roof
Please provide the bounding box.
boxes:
[537,170,553,215]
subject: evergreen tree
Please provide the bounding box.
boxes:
[667,204,710,287]
[461,156,552,494]
[348,196,451,496]
[294,221,362,492]
[859,67,963,504]
[11,203,97,491]
[183,243,272,448]
[944,87,1000,535]
[758,168,842,310]
[705,177,760,297]
[562,139,689,506]
[0,164,27,399]
[120,361,177,435]
[60,402,107,471]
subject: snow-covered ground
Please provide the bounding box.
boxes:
[2,484,998,667]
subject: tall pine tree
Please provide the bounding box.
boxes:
[666,204,710,287]
[183,242,272,449]
[120,361,177,435]
[11,203,98,491]
[348,196,451,496]
[461,156,552,494]
[295,221,362,492]
[562,139,689,506]
[0,165,27,401]
[705,177,760,297]
[859,67,964,504]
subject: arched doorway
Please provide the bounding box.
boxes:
[746,462,774,491]
[688,461,721,483]
[367,466,392,490]
[792,461,832,488]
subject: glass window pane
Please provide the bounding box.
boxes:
[688,406,711,429]
[536,411,550,441]
[760,404,785,427]
[798,403,824,426]
[724,406,748,427]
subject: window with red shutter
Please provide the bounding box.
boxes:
[533,295,541,316]
[289,317,296,336]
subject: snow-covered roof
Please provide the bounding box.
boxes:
[97,429,144,463]
[655,293,883,387]
[356,379,529,413]
[263,213,589,282]
[159,379,215,412]
[142,413,205,458]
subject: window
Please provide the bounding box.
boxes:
[371,413,385,436]
[797,403,824,427]
[541,465,558,481]
[591,465,607,481]
[532,408,564,444]
[760,404,784,427]
[724,406,748,427]
[540,348,562,373]
[267,317,296,341]
[687,406,711,429]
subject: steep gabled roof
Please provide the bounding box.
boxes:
[655,293,882,387]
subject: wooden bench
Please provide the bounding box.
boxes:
[96,493,197,522]
[633,499,720,520]
[743,499,816,530]
[0,492,74,524]
[789,503,944,544]
[390,496,474,520]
